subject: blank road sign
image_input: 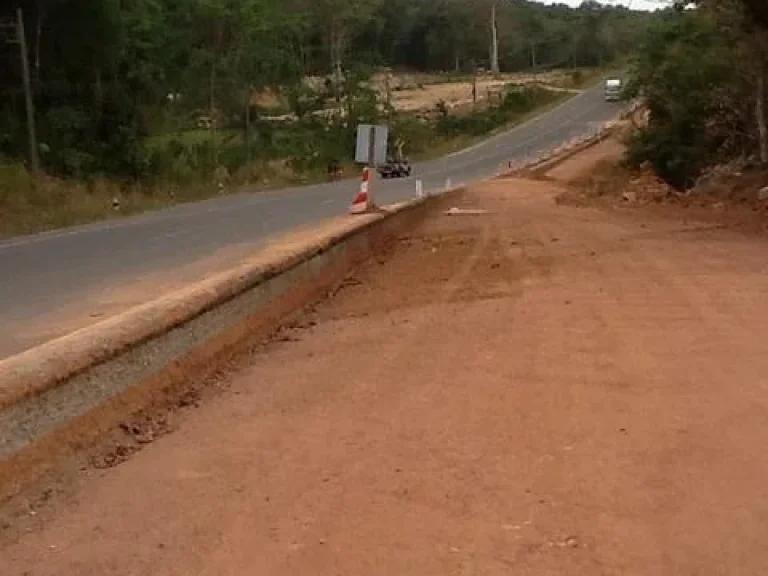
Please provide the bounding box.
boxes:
[355,124,388,165]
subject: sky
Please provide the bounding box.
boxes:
[533,0,667,10]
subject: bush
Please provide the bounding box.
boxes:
[626,121,709,190]
[436,85,556,139]
[624,10,747,190]
[391,114,434,156]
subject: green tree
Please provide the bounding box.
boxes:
[0,0,657,182]
[626,9,744,188]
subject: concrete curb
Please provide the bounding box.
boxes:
[495,100,644,179]
[0,214,384,412]
[0,189,462,494]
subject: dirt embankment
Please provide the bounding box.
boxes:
[383,71,580,113]
[4,141,768,575]
[256,69,585,116]
[550,135,768,235]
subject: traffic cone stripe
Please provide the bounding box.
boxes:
[350,167,371,214]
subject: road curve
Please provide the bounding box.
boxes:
[0,84,621,358]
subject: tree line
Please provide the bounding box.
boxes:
[0,0,654,181]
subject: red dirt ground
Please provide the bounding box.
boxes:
[4,173,768,575]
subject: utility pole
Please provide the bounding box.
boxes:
[757,62,768,165]
[384,68,392,119]
[17,8,39,173]
[244,85,252,167]
[490,2,500,76]
[7,8,39,173]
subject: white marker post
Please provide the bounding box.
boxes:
[416,179,423,198]
[366,125,377,208]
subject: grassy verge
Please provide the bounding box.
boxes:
[0,85,581,239]
[410,89,573,163]
[0,159,360,239]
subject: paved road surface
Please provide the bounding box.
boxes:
[0,85,621,358]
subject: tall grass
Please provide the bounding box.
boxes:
[0,157,356,238]
[0,163,173,237]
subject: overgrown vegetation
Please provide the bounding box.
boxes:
[0,0,655,236]
[626,0,768,190]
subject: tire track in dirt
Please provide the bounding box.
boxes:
[548,208,768,574]
[487,187,669,572]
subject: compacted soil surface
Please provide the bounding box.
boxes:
[3,172,768,575]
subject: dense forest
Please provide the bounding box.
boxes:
[0,0,654,184]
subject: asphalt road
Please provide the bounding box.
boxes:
[0,84,621,359]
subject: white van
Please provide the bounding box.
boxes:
[604,78,622,102]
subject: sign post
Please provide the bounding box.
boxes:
[367,125,377,207]
[351,124,388,214]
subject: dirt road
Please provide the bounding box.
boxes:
[4,175,768,575]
